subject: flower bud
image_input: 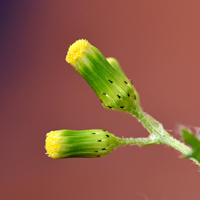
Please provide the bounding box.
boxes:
[66,39,140,115]
[106,57,126,77]
[45,129,120,159]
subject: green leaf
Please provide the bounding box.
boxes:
[181,128,200,163]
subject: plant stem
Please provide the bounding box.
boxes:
[124,107,200,166]
[118,136,160,146]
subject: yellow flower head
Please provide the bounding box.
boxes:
[66,39,90,66]
[45,131,62,159]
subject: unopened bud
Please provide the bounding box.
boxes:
[66,39,140,115]
[45,129,120,159]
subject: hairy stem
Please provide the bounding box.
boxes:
[126,107,200,166]
[118,136,160,146]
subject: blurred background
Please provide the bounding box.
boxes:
[1,0,200,199]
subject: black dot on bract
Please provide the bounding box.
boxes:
[124,81,128,84]
[102,148,106,150]
[106,135,109,137]
[97,140,102,142]
[120,106,124,108]
[97,155,100,157]
[94,151,98,152]
[127,93,130,97]
[108,79,113,83]
[108,106,112,109]
[102,130,106,132]
[134,95,136,100]
[102,93,106,95]
[92,132,96,134]
[117,94,121,98]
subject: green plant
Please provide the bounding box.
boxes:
[45,39,200,166]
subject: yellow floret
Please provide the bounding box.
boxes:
[66,39,90,65]
[45,131,62,159]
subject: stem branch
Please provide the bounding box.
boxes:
[125,107,200,166]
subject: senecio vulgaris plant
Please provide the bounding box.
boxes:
[45,39,200,166]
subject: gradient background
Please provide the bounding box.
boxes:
[1,1,200,200]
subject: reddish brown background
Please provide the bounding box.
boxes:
[1,1,200,199]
